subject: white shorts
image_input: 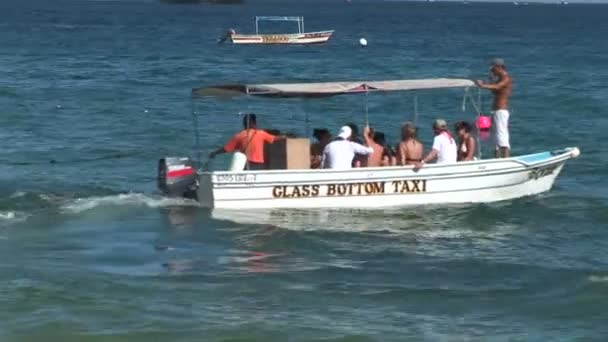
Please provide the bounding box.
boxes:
[492,109,510,149]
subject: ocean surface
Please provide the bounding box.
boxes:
[1,0,608,340]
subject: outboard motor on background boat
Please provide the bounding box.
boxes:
[158,157,197,199]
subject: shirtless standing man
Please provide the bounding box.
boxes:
[476,58,513,158]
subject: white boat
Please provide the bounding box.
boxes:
[227,16,333,45]
[159,78,580,209]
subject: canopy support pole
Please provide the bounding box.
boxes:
[304,103,310,138]
[476,88,483,160]
[191,100,202,168]
[364,85,369,128]
[463,87,484,160]
[413,93,419,126]
[462,88,468,112]
[477,86,482,112]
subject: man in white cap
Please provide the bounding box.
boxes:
[476,58,513,158]
[414,119,457,170]
[321,125,374,170]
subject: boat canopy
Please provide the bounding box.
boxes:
[255,16,304,22]
[254,16,305,34]
[192,78,476,98]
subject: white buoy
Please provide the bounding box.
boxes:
[359,38,368,47]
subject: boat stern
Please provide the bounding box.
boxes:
[196,172,215,208]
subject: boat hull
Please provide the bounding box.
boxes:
[196,148,579,209]
[230,31,334,45]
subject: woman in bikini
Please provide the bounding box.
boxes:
[396,122,423,166]
[454,121,476,161]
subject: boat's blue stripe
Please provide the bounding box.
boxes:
[514,151,553,164]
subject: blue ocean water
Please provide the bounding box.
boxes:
[1,0,608,340]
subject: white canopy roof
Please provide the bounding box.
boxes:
[192,78,475,98]
[255,16,304,22]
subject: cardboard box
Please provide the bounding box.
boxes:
[265,138,311,170]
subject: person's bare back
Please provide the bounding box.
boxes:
[367,141,384,167]
[397,139,423,165]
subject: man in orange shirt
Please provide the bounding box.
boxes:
[208,113,280,170]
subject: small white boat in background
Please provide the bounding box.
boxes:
[226,16,333,45]
[158,78,580,210]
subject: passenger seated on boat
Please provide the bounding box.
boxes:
[455,121,477,161]
[321,125,374,170]
[310,128,331,169]
[208,113,283,170]
[347,122,366,167]
[396,122,423,166]
[414,119,457,170]
[372,131,396,166]
[366,128,385,167]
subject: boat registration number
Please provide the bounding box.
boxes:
[262,35,289,43]
[215,173,257,183]
[528,165,558,180]
[272,180,427,199]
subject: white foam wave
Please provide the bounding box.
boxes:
[39,193,63,202]
[61,193,201,214]
[589,275,608,283]
[0,211,27,222]
[0,211,16,220]
[9,191,26,199]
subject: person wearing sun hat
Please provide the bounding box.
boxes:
[321,125,374,170]
[476,58,513,158]
[414,119,457,170]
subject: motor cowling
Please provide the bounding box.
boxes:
[158,157,198,199]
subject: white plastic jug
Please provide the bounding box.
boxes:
[228,152,247,171]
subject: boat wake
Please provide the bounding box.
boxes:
[0,189,202,223]
[0,211,27,222]
[61,193,201,214]
[588,275,608,283]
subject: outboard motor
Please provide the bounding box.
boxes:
[158,157,198,200]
